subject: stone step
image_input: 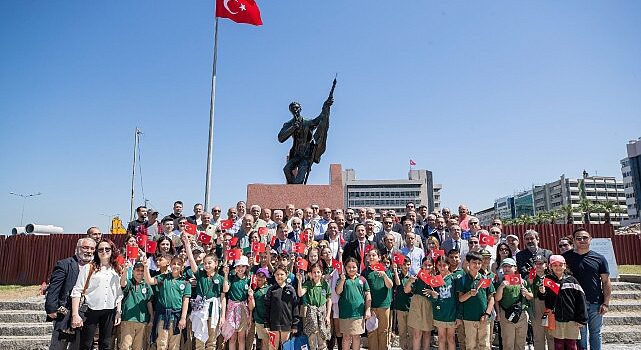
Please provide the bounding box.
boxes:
[0,336,49,350]
[0,322,52,337]
[0,299,45,311]
[0,310,47,323]
[608,300,641,312]
[603,324,641,343]
[611,282,641,291]
[604,311,641,325]
[611,290,641,300]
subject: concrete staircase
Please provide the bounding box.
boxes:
[0,282,640,348]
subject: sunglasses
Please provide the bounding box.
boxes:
[558,243,570,248]
[492,223,501,226]
[469,241,479,245]
[98,247,112,253]
[574,236,590,242]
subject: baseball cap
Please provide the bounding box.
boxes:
[480,249,492,257]
[501,258,517,267]
[235,256,249,267]
[533,254,547,262]
[506,234,519,240]
[549,255,566,265]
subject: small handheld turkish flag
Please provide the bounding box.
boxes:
[300,230,310,243]
[505,274,523,286]
[292,242,306,254]
[136,224,148,235]
[371,263,386,272]
[296,258,308,271]
[185,222,197,235]
[417,270,431,285]
[126,246,139,259]
[332,259,342,274]
[340,236,345,246]
[230,237,239,247]
[477,278,491,289]
[197,232,212,245]
[529,267,537,280]
[216,0,263,26]
[392,253,405,265]
[268,331,277,348]
[258,227,268,235]
[226,249,242,261]
[431,249,445,260]
[116,255,125,266]
[428,275,445,288]
[543,278,560,294]
[136,233,147,248]
[220,219,234,230]
[250,274,256,289]
[270,235,277,246]
[146,240,157,254]
[479,233,495,246]
[251,242,266,253]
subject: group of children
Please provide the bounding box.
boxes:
[113,229,588,350]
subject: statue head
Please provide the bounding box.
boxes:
[289,101,301,115]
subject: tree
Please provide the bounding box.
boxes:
[557,205,575,224]
[596,200,626,224]
[578,199,597,224]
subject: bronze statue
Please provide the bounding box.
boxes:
[278,78,336,184]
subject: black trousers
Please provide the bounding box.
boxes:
[78,308,115,350]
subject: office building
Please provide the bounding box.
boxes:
[621,138,641,225]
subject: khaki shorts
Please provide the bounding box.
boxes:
[434,319,457,329]
[255,323,269,341]
[407,295,434,332]
[339,318,364,336]
[551,321,581,340]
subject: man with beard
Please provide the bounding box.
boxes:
[46,237,96,350]
[429,216,449,244]
[186,203,204,226]
[163,200,184,227]
[515,230,552,279]
[126,206,148,236]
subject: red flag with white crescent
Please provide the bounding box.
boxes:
[216,0,263,26]
[543,278,560,294]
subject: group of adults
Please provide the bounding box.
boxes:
[44,201,610,350]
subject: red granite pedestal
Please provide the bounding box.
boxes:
[246,164,344,209]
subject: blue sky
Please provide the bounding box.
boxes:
[1,1,640,233]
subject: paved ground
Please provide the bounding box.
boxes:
[386,345,638,350]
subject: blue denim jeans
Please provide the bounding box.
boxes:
[579,302,602,350]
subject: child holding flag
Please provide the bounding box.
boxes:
[457,251,495,350]
[427,256,460,350]
[538,255,587,350]
[298,262,331,350]
[391,255,413,350]
[248,268,271,350]
[363,248,394,350]
[221,256,251,350]
[494,258,533,350]
[529,255,554,350]
[404,256,435,350]
[336,257,371,350]
[119,261,154,350]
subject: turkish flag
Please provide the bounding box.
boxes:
[136,233,147,248]
[479,233,495,246]
[270,235,277,246]
[427,275,445,288]
[528,267,537,281]
[184,222,197,235]
[146,240,157,254]
[409,159,416,166]
[431,249,445,260]
[505,274,523,286]
[197,231,212,245]
[226,249,242,261]
[477,278,491,289]
[300,230,310,243]
[268,331,277,348]
[251,242,266,253]
[340,236,345,246]
[216,0,263,26]
[371,262,386,272]
[230,237,239,247]
[136,224,148,235]
[220,219,234,230]
[417,270,431,285]
[296,258,308,271]
[292,242,306,254]
[250,274,256,289]
[543,278,560,294]
[332,259,342,273]
[364,244,374,255]
[126,246,139,259]
[392,253,405,265]
[116,255,125,266]
[258,227,268,235]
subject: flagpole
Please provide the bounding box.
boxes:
[204,17,219,212]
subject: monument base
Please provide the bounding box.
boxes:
[247,164,344,210]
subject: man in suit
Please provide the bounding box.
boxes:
[440,224,468,267]
[272,222,294,254]
[429,216,449,244]
[46,237,97,350]
[342,223,374,274]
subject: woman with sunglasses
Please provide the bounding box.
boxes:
[491,243,512,280]
[71,239,124,350]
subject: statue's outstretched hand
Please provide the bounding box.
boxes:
[324,97,334,107]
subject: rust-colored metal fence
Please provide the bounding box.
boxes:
[501,223,641,265]
[0,234,126,285]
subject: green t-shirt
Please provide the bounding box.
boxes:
[457,272,495,321]
[364,268,393,308]
[338,275,370,319]
[302,279,330,307]
[411,274,432,298]
[428,274,458,322]
[496,278,530,311]
[121,278,153,323]
[194,269,224,299]
[227,274,250,302]
[392,273,412,312]
[156,274,192,310]
[253,284,270,324]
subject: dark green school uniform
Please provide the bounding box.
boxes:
[227,274,250,302]
[392,273,412,312]
[253,284,270,324]
[364,268,393,308]
[457,272,495,321]
[156,273,192,324]
[338,275,370,319]
[427,274,458,322]
[411,275,432,298]
[121,278,154,323]
[194,269,224,299]
[495,277,530,311]
[302,280,330,307]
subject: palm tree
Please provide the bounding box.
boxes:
[597,200,626,224]
[557,205,575,224]
[547,210,563,224]
[578,199,596,224]
[534,211,551,224]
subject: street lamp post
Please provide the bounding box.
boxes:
[9,192,42,226]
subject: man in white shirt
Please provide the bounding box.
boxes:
[365,208,382,234]
[400,232,425,276]
[313,207,332,240]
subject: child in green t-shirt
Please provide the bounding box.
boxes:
[427,255,460,350]
[404,256,435,350]
[392,255,413,350]
[457,251,495,350]
[363,248,394,350]
[248,268,270,350]
[495,258,533,350]
[529,254,554,350]
[298,262,332,350]
[119,261,153,350]
[336,257,371,350]
[221,255,251,350]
